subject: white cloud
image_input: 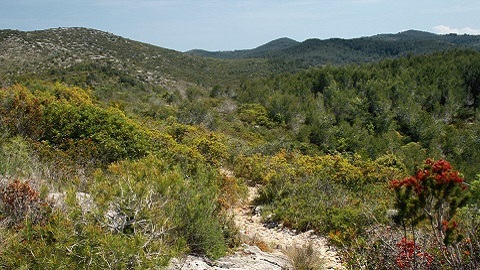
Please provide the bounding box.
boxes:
[433,25,480,35]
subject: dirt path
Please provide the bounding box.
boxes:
[233,186,344,270]
[169,172,344,270]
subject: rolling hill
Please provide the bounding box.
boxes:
[2,27,480,124]
[2,28,480,92]
[0,27,276,90]
[187,37,300,59]
[188,30,480,66]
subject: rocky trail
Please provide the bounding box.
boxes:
[169,183,344,270]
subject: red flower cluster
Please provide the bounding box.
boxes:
[390,159,465,195]
[390,175,426,194]
[428,159,463,185]
[430,159,452,173]
[396,237,434,269]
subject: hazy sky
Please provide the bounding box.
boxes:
[2,0,480,51]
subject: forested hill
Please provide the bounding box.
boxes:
[3,28,479,90]
[187,37,300,59]
[188,30,480,66]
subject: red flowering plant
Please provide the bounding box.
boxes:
[395,237,434,269]
[390,159,470,269]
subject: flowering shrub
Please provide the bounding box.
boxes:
[1,83,152,166]
[395,237,434,269]
[390,159,465,195]
[390,158,470,268]
[0,85,43,139]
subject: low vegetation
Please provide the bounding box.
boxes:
[287,242,326,270]
[0,82,242,268]
[1,28,480,269]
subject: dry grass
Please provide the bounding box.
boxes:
[286,242,326,270]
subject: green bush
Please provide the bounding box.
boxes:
[238,103,275,128]
[91,155,232,260]
[0,83,152,166]
[0,212,171,269]
[0,136,33,177]
[41,100,151,164]
[233,153,268,185]
[251,150,405,236]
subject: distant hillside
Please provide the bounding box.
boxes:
[2,27,480,116]
[187,37,300,59]
[3,28,479,91]
[188,30,480,66]
[0,27,275,89]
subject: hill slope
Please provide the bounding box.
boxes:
[187,37,300,59]
[0,27,276,89]
[188,30,480,66]
[3,28,479,91]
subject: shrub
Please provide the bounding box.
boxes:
[287,242,326,270]
[332,224,443,270]
[0,85,43,139]
[0,179,51,228]
[0,212,172,269]
[394,237,434,270]
[0,136,33,177]
[169,166,228,259]
[458,175,480,267]
[390,158,471,269]
[192,132,229,166]
[41,102,151,164]
[91,155,233,260]
[1,83,152,166]
[233,153,267,185]
[250,150,404,237]
[162,121,232,168]
[238,103,275,128]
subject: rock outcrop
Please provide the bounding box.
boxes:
[168,245,291,270]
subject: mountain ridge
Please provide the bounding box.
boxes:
[187,37,300,59]
[2,27,480,91]
[187,29,480,66]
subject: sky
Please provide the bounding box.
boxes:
[1,0,480,52]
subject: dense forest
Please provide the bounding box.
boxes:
[235,50,480,179]
[1,28,480,269]
[188,30,480,67]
